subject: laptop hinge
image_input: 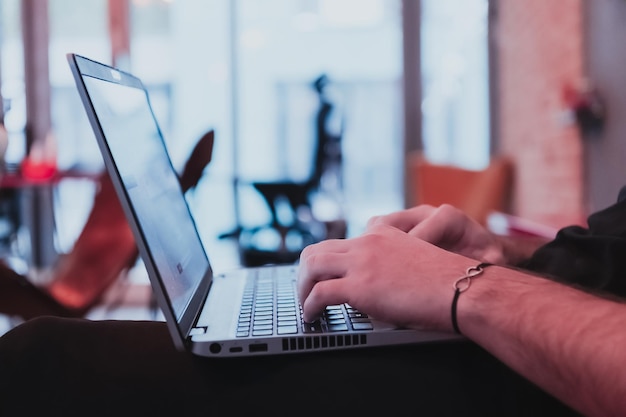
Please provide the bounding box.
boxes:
[189,326,207,336]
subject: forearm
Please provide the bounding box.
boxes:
[458,266,626,417]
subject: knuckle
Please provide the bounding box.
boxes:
[300,243,323,264]
[301,249,320,270]
[366,215,382,226]
[299,244,313,260]
[437,203,461,216]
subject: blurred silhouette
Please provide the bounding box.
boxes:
[235,74,345,267]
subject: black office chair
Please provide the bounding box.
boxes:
[238,75,345,267]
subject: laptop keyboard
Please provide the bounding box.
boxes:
[236,266,373,338]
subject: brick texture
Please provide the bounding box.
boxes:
[495,0,587,228]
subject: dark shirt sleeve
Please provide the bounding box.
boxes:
[517,186,626,298]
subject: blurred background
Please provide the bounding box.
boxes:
[0,0,489,270]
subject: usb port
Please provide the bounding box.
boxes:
[248,343,268,352]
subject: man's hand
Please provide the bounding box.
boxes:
[298,203,626,417]
[297,223,477,328]
[368,204,510,265]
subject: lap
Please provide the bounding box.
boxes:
[0,316,578,417]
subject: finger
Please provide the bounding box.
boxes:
[300,238,351,258]
[367,205,436,232]
[301,277,350,323]
[407,213,448,242]
[408,205,464,245]
[297,243,349,305]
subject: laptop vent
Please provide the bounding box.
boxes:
[281,334,367,351]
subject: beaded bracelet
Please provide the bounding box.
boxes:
[451,262,493,334]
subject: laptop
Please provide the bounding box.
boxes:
[67,53,459,357]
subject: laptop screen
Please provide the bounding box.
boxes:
[80,73,210,321]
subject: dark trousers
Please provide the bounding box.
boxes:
[0,316,578,417]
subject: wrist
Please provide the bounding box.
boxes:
[450,262,493,334]
[453,265,553,340]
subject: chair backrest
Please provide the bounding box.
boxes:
[407,152,514,226]
[47,130,215,314]
[307,76,342,192]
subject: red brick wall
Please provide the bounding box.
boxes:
[495,0,587,228]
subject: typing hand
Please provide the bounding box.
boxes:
[367,204,507,265]
[297,223,477,331]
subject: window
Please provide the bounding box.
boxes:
[127,0,404,268]
[48,0,111,253]
[1,0,489,270]
[0,0,27,165]
[421,0,490,169]
[233,0,404,236]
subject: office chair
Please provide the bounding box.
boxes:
[238,75,345,266]
[407,151,513,226]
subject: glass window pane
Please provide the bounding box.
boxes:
[49,0,111,252]
[128,0,404,268]
[236,0,404,236]
[1,0,26,165]
[421,0,490,169]
[129,0,236,268]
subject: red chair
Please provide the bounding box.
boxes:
[407,152,514,226]
[0,130,214,320]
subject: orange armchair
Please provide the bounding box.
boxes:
[407,152,514,226]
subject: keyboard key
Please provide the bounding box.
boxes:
[328,324,348,332]
[238,267,375,339]
[352,322,373,331]
[302,321,324,333]
[277,325,298,335]
[350,317,370,323]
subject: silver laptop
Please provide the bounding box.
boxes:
[67,53,459,357]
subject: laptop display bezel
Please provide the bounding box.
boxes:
[67,53,213,350]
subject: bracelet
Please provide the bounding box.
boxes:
[451,262,493,334]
